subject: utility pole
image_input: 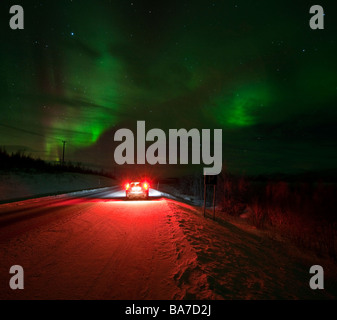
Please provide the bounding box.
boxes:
[62,141,66,166]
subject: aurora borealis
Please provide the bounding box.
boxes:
[0,0,337,176]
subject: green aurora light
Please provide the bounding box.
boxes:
[0,0,336,174]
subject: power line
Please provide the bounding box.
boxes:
[0,123,64,143]
[0,123,70,163]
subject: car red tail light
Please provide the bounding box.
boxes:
[143,182,149,190]
[125,183,130,190]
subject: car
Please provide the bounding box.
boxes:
[125,181,150,200]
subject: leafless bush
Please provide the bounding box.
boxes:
[215,171,337,260]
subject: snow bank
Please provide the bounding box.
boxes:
[165,200,337,300]
[0,171,115,203]
[157,184,204,206]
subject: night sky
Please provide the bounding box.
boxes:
[1,0,337,176]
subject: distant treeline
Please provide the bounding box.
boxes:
[0,148,115,179]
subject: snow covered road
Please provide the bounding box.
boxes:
[0,187,336,299]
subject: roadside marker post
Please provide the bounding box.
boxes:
[213,184,216,220]
[203,182,207,217]
[203,175,218,220]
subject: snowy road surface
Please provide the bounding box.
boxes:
[0,187,336,299]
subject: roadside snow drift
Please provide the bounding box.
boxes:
[0,171,115,202]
